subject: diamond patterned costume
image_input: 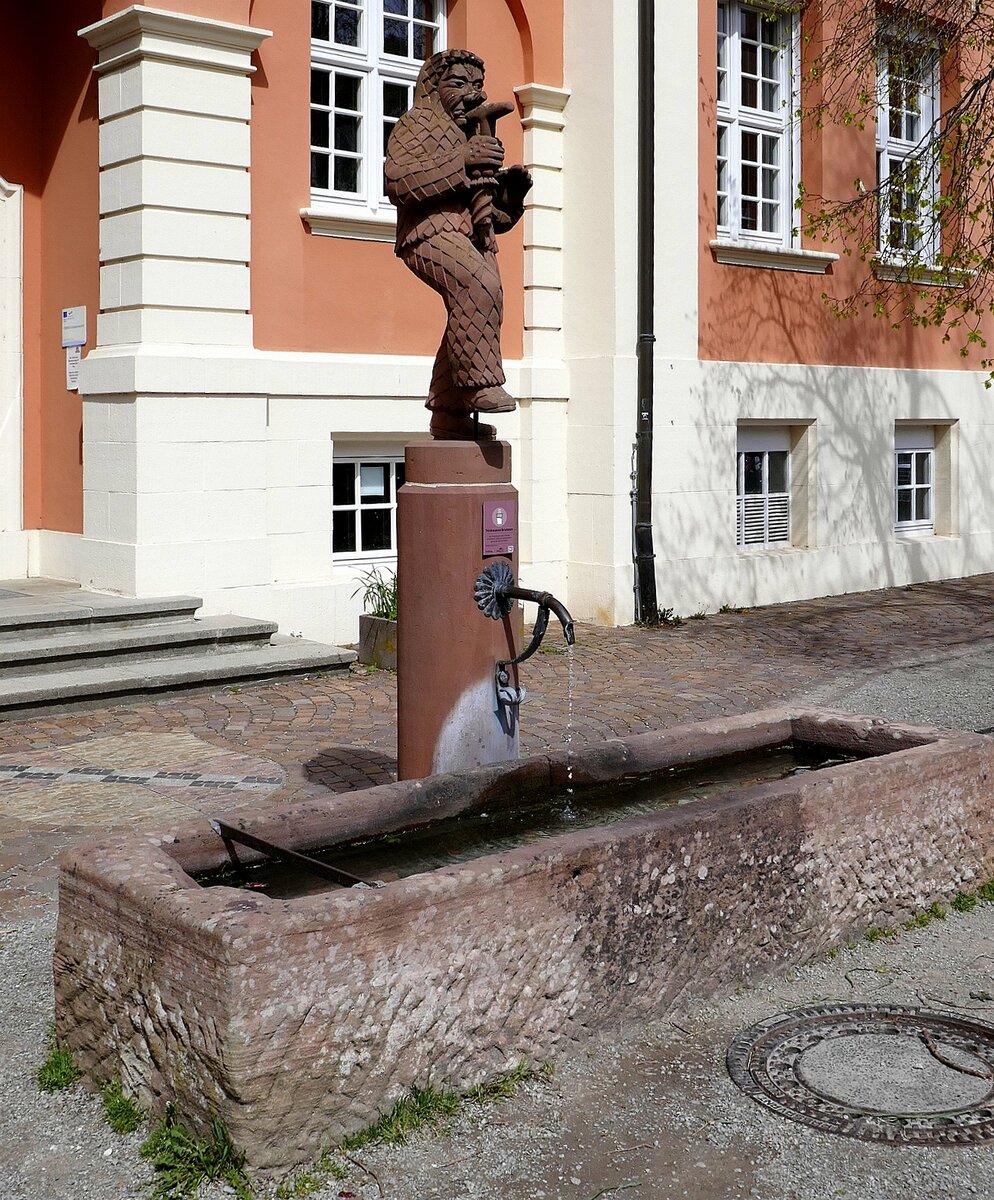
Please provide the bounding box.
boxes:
[385,50,529,428]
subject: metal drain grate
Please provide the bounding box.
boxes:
[727,1003,994,1146]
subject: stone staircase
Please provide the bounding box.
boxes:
[0,581,356,718]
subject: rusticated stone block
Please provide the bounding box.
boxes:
[54,708,994,1176]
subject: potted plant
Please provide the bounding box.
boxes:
[354,566,398,670]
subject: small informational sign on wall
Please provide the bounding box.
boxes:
[65,345,81,392]
[61,306,87,348]
[62,306,87,393]
[483,498,516,557]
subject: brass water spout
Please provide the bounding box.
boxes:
[500,583,575,647]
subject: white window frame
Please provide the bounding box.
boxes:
[736,428,792,550]
[716,2,798,249]
[332,453,406,561]
[876,38,940,265]
[306,0,446,240]
[894,427,935,537]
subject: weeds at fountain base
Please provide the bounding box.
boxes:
[141,1109,252,1200]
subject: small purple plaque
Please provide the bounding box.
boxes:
[483,499,516,557]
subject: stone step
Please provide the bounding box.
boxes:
[0,615,279,675]
[0,637,356,718]
[0,592,202,635]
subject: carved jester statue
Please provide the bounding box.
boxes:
[385,49,532,440]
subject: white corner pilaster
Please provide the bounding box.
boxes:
[514,84,570,365]
[80,6,271,348]
[0,176,25,577]
[76,7,272,605]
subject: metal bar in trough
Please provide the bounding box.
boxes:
[209,819,381,890]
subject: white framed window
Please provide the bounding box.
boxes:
[333,455,406,558]
[894,426,934,536]
[310,0,445,228]
[716,2,796,246]
[877,40,940,263]
[736,428,791,549]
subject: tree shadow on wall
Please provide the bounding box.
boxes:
[656,263,994,656]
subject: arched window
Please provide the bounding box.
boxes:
[310,1,446,228]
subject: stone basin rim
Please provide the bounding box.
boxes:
[57,706,974,928]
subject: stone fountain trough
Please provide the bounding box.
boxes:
[54,707,994,1175]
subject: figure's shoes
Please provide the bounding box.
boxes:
[467,386,516,413]
[429,411,496,441]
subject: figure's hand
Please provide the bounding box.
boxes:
[464,135,505,173]
[497,164,532,207]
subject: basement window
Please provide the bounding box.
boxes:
[332,456,405,557]
[736,427,791,550]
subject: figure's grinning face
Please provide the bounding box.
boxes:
[439,64,486,124]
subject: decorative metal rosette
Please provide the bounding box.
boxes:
[474,561,515,620]
[727,1003,994,1146]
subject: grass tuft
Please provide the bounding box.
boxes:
[37,1033,81,1093]
[314,1151,348,1180]
[141,1108,252,1200]
[864,925,896,943]
[275,1171,322,1198]
[341,1084,460,1152]
[953,891,979,912]
[101,1079,145,1135]
[340,1061,550,1155]
[977,879,994,903]
[465,1060,550,1105]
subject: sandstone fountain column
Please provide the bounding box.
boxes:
[397,439,519,779]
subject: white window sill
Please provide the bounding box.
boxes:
[334,553,399,564]
[302,206,396,243]
[874,261,969,288]
[711,240,839,275]
[736,543,798,555]
[894,526,936,540]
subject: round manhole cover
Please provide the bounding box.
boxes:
[727,1004,994,1146]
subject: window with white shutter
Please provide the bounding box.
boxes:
[736,428,791,550]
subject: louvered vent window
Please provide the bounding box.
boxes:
[736,441,790,550]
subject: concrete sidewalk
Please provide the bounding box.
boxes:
[3,573,994,1197]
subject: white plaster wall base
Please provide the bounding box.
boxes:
[29,531,83,586]
[74,348,568,643]
[648,358,994,619]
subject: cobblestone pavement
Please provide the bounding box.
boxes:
[4,573,994,921]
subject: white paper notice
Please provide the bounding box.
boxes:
[66,345,81,391]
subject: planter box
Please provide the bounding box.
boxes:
[54,708,994,1175]
[357,614,397,670]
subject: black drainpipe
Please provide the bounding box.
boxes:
[633,0,659,624]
